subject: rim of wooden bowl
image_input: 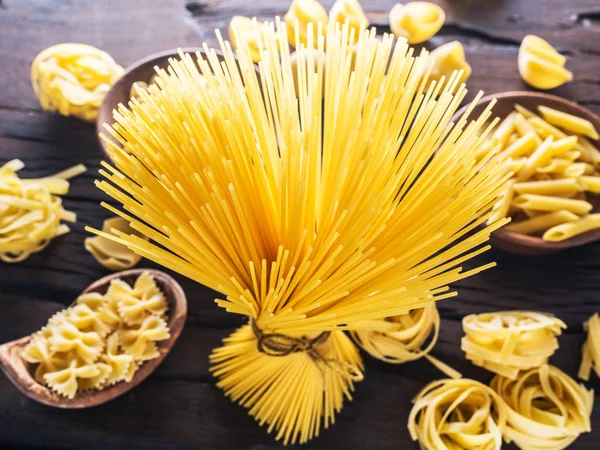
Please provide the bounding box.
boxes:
[95,47,207,158]
[0,268,187,408]
[452,91,600,255]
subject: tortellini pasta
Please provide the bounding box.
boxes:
[31,43,123,121]
[389,2,445,44]
[284,0,329,48]
[428,40,471,87]
[85,217,148,271]
[518,35,573,90]
[21,272,170,398]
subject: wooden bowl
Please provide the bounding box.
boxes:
[0,269,187,408]
[452,91,600,255]
[96,47,204,157]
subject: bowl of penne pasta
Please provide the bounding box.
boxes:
[453,91,600,255]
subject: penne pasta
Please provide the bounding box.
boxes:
[543,214,600,241]
[563,150,581,161]
[522,208,545,218]
[513,112,541,143]
[550,135,578,156]
[517,136,554,181]
[563,162,594,178]
[492,113,515,147]
[513,178,582,195]
[488,180,516,224]
[512,194,592,215]
[514,103,536,119]
[579,176,600,193]
[528,116,567,140]
[506,158,526,174]
[538,105,600,140]
[505,210,579,234]
[579,137,600,166]
[536,158,571,174]
[498,132,538,160]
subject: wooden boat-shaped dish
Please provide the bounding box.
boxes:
[0,268,187,408]
[453,91,600,255]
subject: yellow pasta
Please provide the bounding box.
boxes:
[512,194,592,215]
[512,178,581,195]
[31,43,123,121]
[579,313,600,381]
[543,213,600,241]
[408,378,507,450]
[0,159,86,263]
[536,158,571,174]
[517,136,555,181]
[488,179,516,224]
[505,210,579,235]
[21,272,170,398]
[329,0,368,42]
[492,113,516,147]
[428,41,471,87]
[389,2,445,44]
[350,304,462,378]
[229,16,268,63]
[538,105,600,140]
[579,175,600,193]
[89,22,510,444]
[284,0,329,48]
[518,35,573,90]
[491,365,593,450]
[85,217,148,271]
[462,311,566,380]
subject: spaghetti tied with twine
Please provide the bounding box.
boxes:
[251,320,364,384]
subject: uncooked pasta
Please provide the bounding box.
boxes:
[21,272,169,398]
[408,378,507,450]
[0,159,86,263]
[31,43,124,121]
[89,21,509,444]
[85,217,148,270]
[491,364,593,450]
[579,313,600,381]
[351,304,461,378]
[462,311,566,379]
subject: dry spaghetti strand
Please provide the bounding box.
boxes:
[89,20,509,445]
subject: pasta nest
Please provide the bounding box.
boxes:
[0,159,85,263]
[31,43,123,121]
[579,313,600,380]
[461,311,566,379]
[408,378,507,450]
[491,364,593,450]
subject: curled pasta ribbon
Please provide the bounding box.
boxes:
[462,311,566,380]
[85,217,148,271]
[389,2,445,44]
[408,378,507,450]
[518,35,573,90]
[429,41,471,87]
[284,0,329,48]
[579,313,600,381]
[351,304,461,379]
[491,364,593,450]
[31,43,123,121]
[0,159,86,263]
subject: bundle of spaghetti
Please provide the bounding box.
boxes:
[89,20,509,444]
[0,159,86,263]
[408,378,507,450]
[350,304,461,378]
[491,364,594,450]
[579,313,600,381]
[462,311,566,380]
[31,43,124,121]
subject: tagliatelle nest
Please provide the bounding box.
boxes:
[88,19,509,445]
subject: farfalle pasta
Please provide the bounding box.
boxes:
[491,364,593,450]
[461,311,566,379]
[408,378,507,450]
[0,159,86,263]
[351,304,461,378]
[31,43,123,121]
[21,272,170,398]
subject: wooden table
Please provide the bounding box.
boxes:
[1,0,599,448]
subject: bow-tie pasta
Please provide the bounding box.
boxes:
[20,272,171,399]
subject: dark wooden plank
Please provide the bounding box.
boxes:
[1,0,600,449]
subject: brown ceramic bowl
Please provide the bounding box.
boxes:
[96,47,205,157]
[0,269,187,408]
[452,91,600,255]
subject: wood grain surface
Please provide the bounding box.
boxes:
[1,0,599,449]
